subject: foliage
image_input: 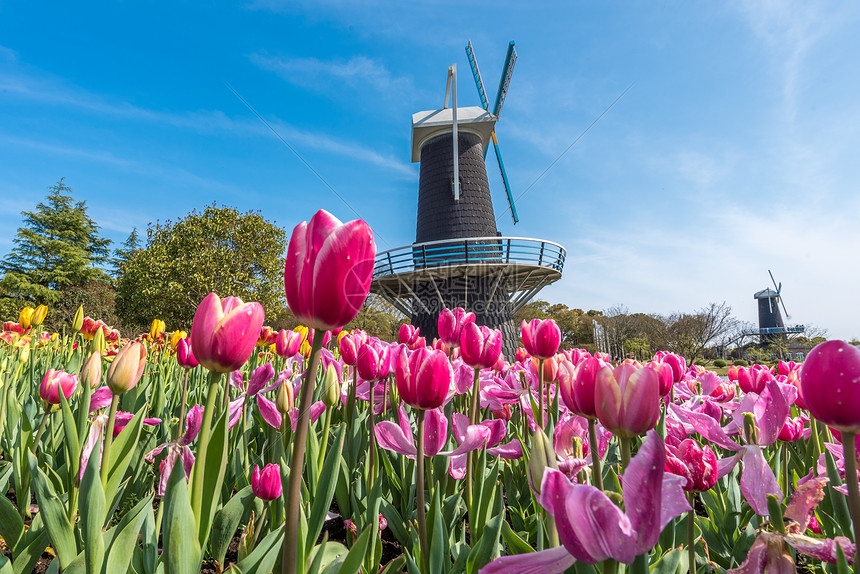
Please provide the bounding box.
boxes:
[733,359,748,367]
[110,227,141,279]
[0,179,112,305]
[514,301,600,348]
[346,294,406,341]
[115,204,288,331]
[713,359,727,368]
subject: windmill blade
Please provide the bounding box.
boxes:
[778,294,790,319]
[465,41,489,111]
[491,131,519,224]
[493,41,517,118]
[768,269,781,294]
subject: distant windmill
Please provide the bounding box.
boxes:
[466,40,520,224]
[752,270,804,342]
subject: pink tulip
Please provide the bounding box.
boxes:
[737,364,774,394]
[801,340,860,432]
[251,463,283,501]
[664,439,718,492]
[80,351,103,389]
[284,209,375,331]
[595,364,660,437]
[653,351,686,383]
[40,369,79,404]
[190,293,265,373]
[176,337,198,369]
[437,307,476,348]
[778,417,804,442]
[521,319,561,360]
[398,324,420,346]
[339,330,368,366]
[459,323,502,370]
[647,360,674,396]
[106,341,147,395]
[515,347,529,363]
[778,360,801,377]
[275,329,302,358]
[395,347,452,410]
[356,339,391,381]
[559,357,604,419]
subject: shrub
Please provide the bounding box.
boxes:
[733,359,748,367]
[713,359,727,368]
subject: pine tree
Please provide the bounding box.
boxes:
[0,179,112,304]
[111,227,141,277]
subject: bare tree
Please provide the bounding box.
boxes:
[664,302,738,363]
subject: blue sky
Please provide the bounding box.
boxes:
[1,1,858,340]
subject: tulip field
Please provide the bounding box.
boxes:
[1,210,859,574]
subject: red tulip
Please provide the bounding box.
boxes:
[595,364,660,437]
[665,439,718,492]
[251,463,282,501]
[459,323,502,370]
[801,340,860,432]
[515,347,530,363]
[437,307,476,348]
[356,339,391,381]
[107,341,147,395]
[176,337,198,369]
[395,347,453,410]
[521,319,561,360]
[40,369,79,404]
[190,293,265,373]
[284,209,375,331]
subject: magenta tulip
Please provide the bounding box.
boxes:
[595,364,660,437]
[437,307,476,348]
[459,323,502,370]
[106,341,147,395]
[251,463,283,501]
[40,369,79,404]
[559,357,604,419]
[284,209,375,331]
[653,351,687,383]
[664,438,718,492]
[190,293,265,373]
[398,323,420,346]
[737,364,773,394]
[801,340,860,432]
[395,347,453,410]
[521,318,561,360]
[339,330,367,366]
[356,339,391,381]
[275,329,302,358]
[176,337,198,369]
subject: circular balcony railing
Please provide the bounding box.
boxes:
[373,236,566,278]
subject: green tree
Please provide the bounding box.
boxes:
[0,179,111,305]
[115,204,289,332]
[111,227,141,277]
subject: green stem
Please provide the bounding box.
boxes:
[588,418,604,491]
[466,367,481,512]
[31,409,52,454]
[176,370,190,441]
[346,367,357,431]
[840,431,860,564]
[416,409,430,574]
[368,379,377,491]
[189,371,222,525]
[242,405,250,479]
[620,436,631,473]
[99,394,120,486]
[603,559,618,574]
[687,492,696,574]
[317,407,333,472]
[282,330,325,574]
[538,358,546,428]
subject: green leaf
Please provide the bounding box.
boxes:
[162,458,202,574]
[0,495,24,555]
[834,541,852,574]
[650,549,684,574]
[500,520,534,555]
[75,383,92,449]
[140,500,158,574]
[198,408,229,547]
[429,489,446,574]
[104,404,146,511]
[466,498,505,574]
[27,451,76,569]
[231,526,284,574]
[825,450,854,536]
[58,383,80,494]
[0,553,13,574]
[210,485,255,567]
[11,527,48,574]
[104,494,152,573]
[306,425,345,556]
[380,500,410,546]
[79,442,106,574]
[379,555,407,574]
[338,524,372,574]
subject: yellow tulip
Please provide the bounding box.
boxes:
[19,307,34,330]
[31,304,48,326]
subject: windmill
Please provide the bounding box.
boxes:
[752,270,804,343]
[466,40,520,224]
[370,42,565,358]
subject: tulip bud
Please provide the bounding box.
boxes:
[521,319,561,360]
[322,365,341,408]
[459,323,503,370]
[595,364,660,437]
[398,324,420,346]
[437,307,476,348]
[18,345,30,363]
[170,330,186,350]
[149,319,165,342]
[92,327,106,356]
[190,293,265,373]
[19,307,34,330]
[395,347,453,410]
[106,341,147,395]
[31,304,47,327]
[40,369,79,405]
[251,464,282,501]
[801,340,860,433]
[73,305,84,332]
[80,351,103,389]
[276,378,295,414]
[176,337,198,369]
[276,329,302,359]
[527,427,558,494]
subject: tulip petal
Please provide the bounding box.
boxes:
[190,293,222,366]
[488,438,523,459]
[659,473,693,531]
[256,395,282,429]
[726,535,768,574]
[671,403,741,451]
[757,379,789,446]
[181,405,204,445]
[448,454,467,479]
[740,445,782,516]
[79,416,105,481]
[89,386,114,412]
[784,533,856,565]
[375,420,417,458]
[481,419,507,448]
[621,430,667,553]
[785,476,828,531]
[479,545,576,574]
[424,408,448,457]
[228,396,245,430]
[247,362,276,396]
